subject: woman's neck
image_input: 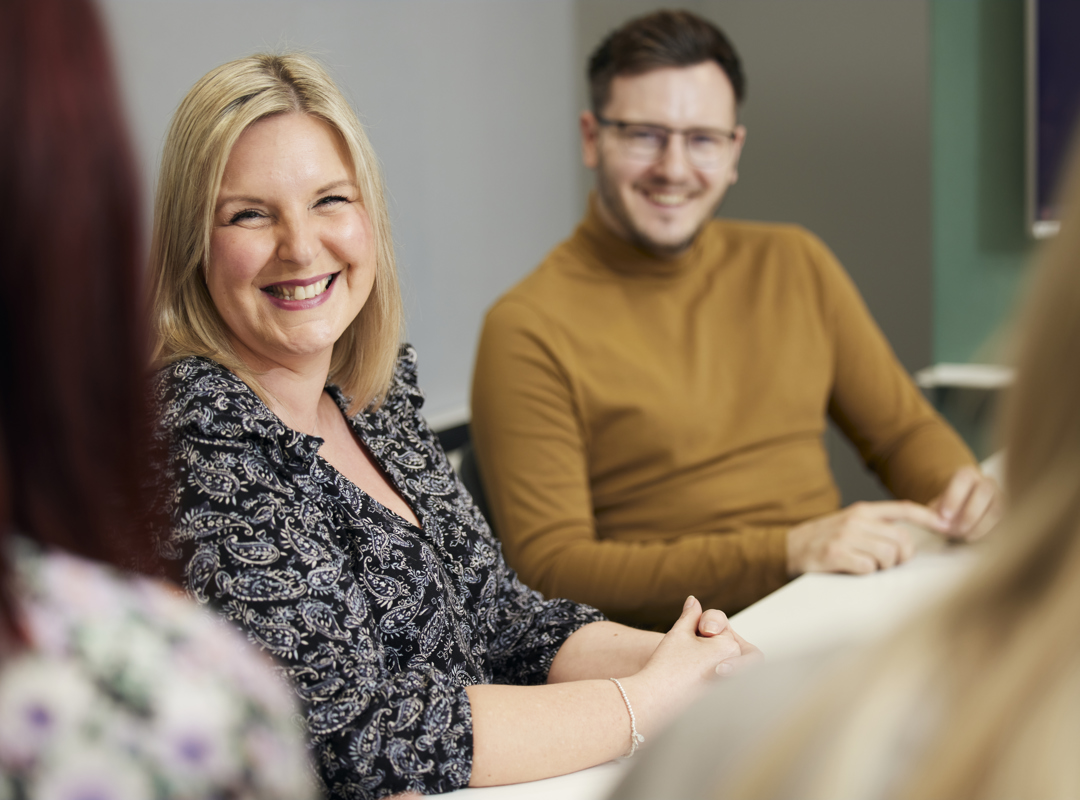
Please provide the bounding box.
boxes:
[262,368,331,436]
[233,343,334,436]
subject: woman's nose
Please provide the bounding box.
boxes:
[277,218,320,266]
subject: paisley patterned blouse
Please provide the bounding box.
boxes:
[153,347,605,799]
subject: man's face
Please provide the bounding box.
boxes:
[581,62,745,258]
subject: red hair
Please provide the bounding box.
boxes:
[0,0,162,638]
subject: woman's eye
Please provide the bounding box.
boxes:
[317,195,349,208]
[228,209,264,224]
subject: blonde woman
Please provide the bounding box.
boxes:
[149,53,761,800]
[610,139,1080,799]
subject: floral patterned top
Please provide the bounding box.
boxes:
[0,538,317,799]
[153,347,605,799]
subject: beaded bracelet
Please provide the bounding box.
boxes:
[609,677,645,758]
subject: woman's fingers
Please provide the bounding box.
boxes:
[696,608,730,637]
[714,628,764,676]
[715,650,762,676]
[668,595,702,635]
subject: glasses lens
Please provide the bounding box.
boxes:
[618,125,666,161]
[608,122,734,168]
[686,133,730,169]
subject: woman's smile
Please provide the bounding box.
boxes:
[262,271,339,306]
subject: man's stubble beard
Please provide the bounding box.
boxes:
[594,151,720,260]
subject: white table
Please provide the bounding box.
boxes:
[441,530,979,799]
[445,760,630,800]
[728,526,979,660]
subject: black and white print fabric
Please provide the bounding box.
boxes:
[153,346,604,799]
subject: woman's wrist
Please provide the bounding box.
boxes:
[608,677,645,757]
[614,673,662,741]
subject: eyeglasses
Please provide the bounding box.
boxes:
[596,115,738,169]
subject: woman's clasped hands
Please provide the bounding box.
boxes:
[625,596,763,739]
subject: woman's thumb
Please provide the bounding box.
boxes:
[668,595,701,634]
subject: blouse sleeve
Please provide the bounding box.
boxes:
[482,561,606,686]
[387,347,607,687]
[157,369,474,799]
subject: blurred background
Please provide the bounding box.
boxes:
[99,0,1033,503]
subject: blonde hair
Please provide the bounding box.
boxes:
[149,53,402,413]
[724,141,1080,800]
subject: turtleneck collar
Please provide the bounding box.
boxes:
[573,192,707,278]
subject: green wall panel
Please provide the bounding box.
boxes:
[931,0,1032,364]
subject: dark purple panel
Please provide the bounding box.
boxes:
[1037,0,1080,220]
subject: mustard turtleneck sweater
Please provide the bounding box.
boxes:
[471,200,974,628]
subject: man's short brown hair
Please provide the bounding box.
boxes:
[588,9,745,114]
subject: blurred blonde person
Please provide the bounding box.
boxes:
[610,134,1080,800]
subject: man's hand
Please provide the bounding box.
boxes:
[929,465,1002,541]
[786,500,950,577]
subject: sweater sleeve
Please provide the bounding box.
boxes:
[164,420,473,799]
[805,235,977,503]
[471,299,789,628]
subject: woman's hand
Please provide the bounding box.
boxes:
[695,603,763,676]
[622,596,763,737]
[467,598,762,784]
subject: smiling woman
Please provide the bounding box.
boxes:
[206,113,377,381]
[148,53,762,800]
[150,55,401,418]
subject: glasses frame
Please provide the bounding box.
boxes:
[595,115,739,170]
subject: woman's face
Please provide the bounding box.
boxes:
[207,112,376,373]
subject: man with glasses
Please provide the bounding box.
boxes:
[471,9,999,628]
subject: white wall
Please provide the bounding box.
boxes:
[99,0,584,426]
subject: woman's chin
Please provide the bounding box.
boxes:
[234,335,343,371]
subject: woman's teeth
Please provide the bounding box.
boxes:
[266,275,333,301]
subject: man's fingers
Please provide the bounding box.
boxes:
[848,527,911,570]
[952,481,991,536]
[831,545,878,574]
[826,519,913,572]
[933,467,980,525]
[856,500,949,532]
[868,521,916,563]
[968,508,1000,541]
[789,499,948,577]
[952,477,1002,540]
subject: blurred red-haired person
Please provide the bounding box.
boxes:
[0,0,317,795]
